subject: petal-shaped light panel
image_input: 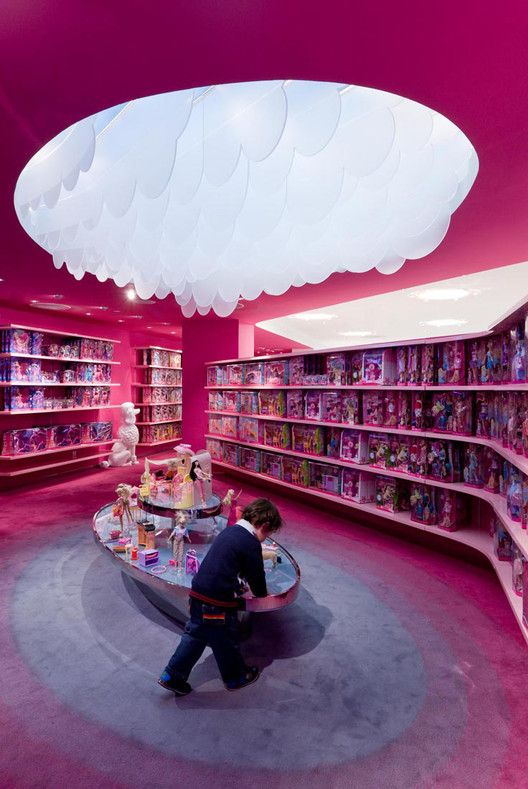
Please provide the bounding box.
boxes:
[14,81,478,316]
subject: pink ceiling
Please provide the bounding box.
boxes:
[1,1,528,349]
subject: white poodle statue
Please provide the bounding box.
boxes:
[101,402,140,467]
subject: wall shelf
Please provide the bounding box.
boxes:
[0,381,120,388]
[134,347,183,448]
[0,352,120,365]
[0,450,112,477]
[0,439,114,460]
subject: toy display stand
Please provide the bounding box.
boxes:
[92,503,300,624]
[138,492,223,544]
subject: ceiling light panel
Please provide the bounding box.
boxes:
[15,80,478,317]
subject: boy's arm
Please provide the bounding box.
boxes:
[241,545,268,598]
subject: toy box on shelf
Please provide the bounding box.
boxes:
[361,349,396,385]
[225,364,243,386]
[309,461,341,494]
[512,546,524,597]
[482,448,501,493]
[261,421,291,450]
[261,451,283,480]
[207,366,223,386]
[140,348,181,368]
[340,429,368,464]
[436,340,465,385]
[208,414,224,436]
[283,456,309,487]
[206,438,223,461]
[240,447,261,472]
[144,368,182,386]
[140,403,182,423]
[141,386,182,405]
[326,353,347,386]
[303,353,328,385]
[222,391,240,413]
[321,391,342,422]
[436,489,468,532]
[286,390,304,419]
[493,520,514,560]
[431,391,472,435]
[292,425,325,456]
[305,391,322,421]
[410,483,437,525]
[244,362,265,385]
[325,427,342,458]
[341,469,375,502]
[396,346,421,385]
[0,385,112,412]
[238,417,259,444]
[375,476,410,513]
[507,470,524,522]
[240,391,259,415]
[264,360,288,386]
[363,391,385,426]
[427,439,461,483]
[288,356,305,385]
[411,393,432,431]
[221,415,238,439]
[367,433,390,470]
[397,391,412,429]
[462,444,484,487]
[208,391,224,412]
[140,422,182,444]
[408,438,428,476]
[222,442,240,467]
[258,390,286,417]
[342,392,360,425]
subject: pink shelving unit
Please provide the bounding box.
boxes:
[132,346,183,449]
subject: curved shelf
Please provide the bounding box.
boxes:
[211,458,526,642]
[0,352,120,365]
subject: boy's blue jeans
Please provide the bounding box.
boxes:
[164,599,247,683]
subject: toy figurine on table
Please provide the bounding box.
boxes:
[190,460,211,505]
[223,488,243,526]
[111,483,135,533]
[168,513,190,570]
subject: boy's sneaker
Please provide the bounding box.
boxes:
[158,671,192,696]
[225,666,260,691]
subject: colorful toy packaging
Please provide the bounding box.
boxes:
[363,391,384,426]
[243,362,265,385]
[304,391,322,420]
[142,386,182,404]
[396,347,408,385]
[321,391,342,423]
[261,451,283,479]
[146,368,181,386]
[341,469,375,502]
[340,429,368,464]
[361,349,396,385]
[240,447,261,472]
[462,445,484,487]
[512,546,524,596]
[282,456,309,487]
[309,462,341,494]
[349,352,363,385]
[258,390,286,417]
[262,421,291,449]
[431,391,472,435]
[208,391,223,411]
[48,423,81,448]
[482,448,500,493]
[141,403,181,423]
[385,436,401,470]
[84,421,113,443]
[436,341,465,385]
[238,417,259,444]
[410,483,437,525]
[207,366,224,386]
[397,391,412,429]
[205,438,223,460]
[408,345,421,385]
[302,354,328,385]
[395,436,410,473]
[239,391,259,415]
[287,390,304,419]
[494,523,514,560]
[341,392,360,425]
[2,426,47,454]
[208,414,224,436]
[375,476,409,513]
[326,353,347,386]
[427,440,460,483]
[221,416,238,438]
[222,391,240,413]
[510,322,527,383]
[142,349,180,368]
[420,344,435,385]
[292,425,324,455]
[222,442,240,466]
[408,438,428,476]
[383,392,398,427]
[325,427,342,458]
[264,360,288,386]
[436,489,467,532]
[368,433,390,469]
[288,356,305,386]
[507,471,523,521]
[225,364,243,386]
[411,393,432,431]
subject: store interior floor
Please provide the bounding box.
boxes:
[2,462,528,789]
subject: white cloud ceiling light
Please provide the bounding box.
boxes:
[14,80,479,317]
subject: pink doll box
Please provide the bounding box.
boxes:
[375,476,409,513]
[185,549,201,575]
[507,472,523,521]
[385,436,401,470]
[238,417,259,444]
[283,456,309,487]
[410,483,437,525]
[482,448,500,493]
[420,344,435,385]
[222,443,240,466]
[411,393,432,431]
[309,462,341,494]
[341,392,360,425]
[511,322,527,383]
[522,478,528,529]
[362,391,385,426]
[325,427,342,458]
[222,391,240,413]
[408,439,428,477]
[340,429,368,464]
[361,349,396,385]
[243,362,265,385]
[368,433,390,470]
[226,364,244,386]
[258,390,286,417]
[261,452,283,480]
[321,391,342,423]
[326,353,347,386]
[349,352,363,385]
[288,356,305,385]
[383,392,398,427]
[437,341,465,386]
[397,391,412,429]
[462,444,484,488]
[221,416,238,439]
[240,447,261,472]
[207,366,224,386]
[428,439,460,483]
[264,360,288,386]
[286,390,304,419]
[494,524,513,561]
[291,425,325,456]
[208,391,223,411]
[396,347,408,385]
[436,489,464,532]
[8,329,31,354]
[408,345,421,385]
[88,422,113,443]
[262,421,291,450]
[206,438,223,460]
[512,546,524,597]
[208,414,224,436]
[304,391,322,421]
[139,549,159,568]
[395,436,410,473]
[239,391,259,414]
[341,467,360,501]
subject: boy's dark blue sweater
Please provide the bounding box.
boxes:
[191,524,267,603]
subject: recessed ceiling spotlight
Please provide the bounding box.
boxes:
[0,278,4,283]
[85,312,92,316]
[338,330,377,337]
[90,305,109,311]
[147,326,152,329]
[117,319,124,323]
[128,314,143,319]
[157,321,171,326]
[126,288,136,301]
[30,301,72,311]
[412,288,479,302]
[289,312,338,322]
[420,318,469,328]
[44,293,63,300]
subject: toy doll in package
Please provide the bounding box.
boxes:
[261,452,283,479]
[226,364,243,386]
[341,467,361,501]
[240,447,261,472]
[238,417,259,444]
[362,349,396,385]
[206,438,223,460]
[283,456,309,486]
[340,429,368,464]
[395,436,410,473]
[512,546,524,596]
[305,391,322,421]
[494,524,513,561]
[363,391,384,426]
[437,341,465,385]
[408,345,421,385]
[322,391,342,423]
[385,436,401,470]
[368,433,389,469]
[262,421,291,450]
[436,489,464,532]
[222,443,240,466]
[264,360,288,386]
[309,462,341,494]
[222,391,240,413]
[326,353,347,386]
[287,390,304,419]
[349,352,363,385]
[288,356,305,386]
[258,390,286,417]
[221,416,238,438]
[507,471,523,521]
[482,448,500,493]
[420,344,435,385]
[397,391,411,429]
[209,391,223,411]
[243,362,265,385]
[408,438,428,476]
[207,366,224,386]
[208,414,224,435]
[396,347,408,385]
[383,392,398,427]
[325,427,341,458]
[375,476,409,513]
[341,392,360,425]
[292,425,324,455]
[463,445,484,487]
[475,393,492,438]
[239,391,258,415]
[410,484,437,525]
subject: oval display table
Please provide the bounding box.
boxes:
[92,495,300,622]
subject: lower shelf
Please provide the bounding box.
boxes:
[1,449,112,477]
[212,459,527,644]
[137,438,182,447]
[0,440,113,461]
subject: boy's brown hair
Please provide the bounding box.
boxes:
[241,498,283,533]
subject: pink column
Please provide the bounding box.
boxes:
[182,317,254,450]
